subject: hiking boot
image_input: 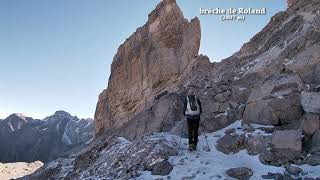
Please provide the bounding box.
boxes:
[192,144,197,151]
[189,144,196,151]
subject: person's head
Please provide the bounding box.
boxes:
[187,88,195,96]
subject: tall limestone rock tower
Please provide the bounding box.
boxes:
[95,0,201,136]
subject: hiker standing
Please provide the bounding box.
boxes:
[183,88,202,151]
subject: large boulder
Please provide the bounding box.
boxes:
[246,135,271,155]
[310,130,320,152]
[301,91,320,114]
[94,0,201,136]
[202,108,240,133]
[299,113,319,136]
[271,130,302,160]
[216,134,246,154]
[259,149,289,166]
[304,130,320,166]
[243,74,304,125]
[151,160,173,176]
[226,167,253,180]
[285,44,320,85]
[285,164,302,176]
[214,90,231,103]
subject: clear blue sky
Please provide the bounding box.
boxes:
[0,0,286,119]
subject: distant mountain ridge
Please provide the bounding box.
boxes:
[0,111,94,163]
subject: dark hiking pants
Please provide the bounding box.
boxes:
[187,117,200,146]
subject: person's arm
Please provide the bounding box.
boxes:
[183,98,187,116]
[197,98,202,114]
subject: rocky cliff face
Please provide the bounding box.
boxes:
[95,0,320,140]
[95,0,200,136]
[0,111,94,163]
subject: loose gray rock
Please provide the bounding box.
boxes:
[285,164,302,176]
[216,134,245,154]
[226,167,253,180]
[301,91,320,114]
[304,130,320,166]
[151,160,173,176]
[224,128,236,134]
[241,124,255,132]
[261,172,284,179]
[272,130,302,160]
[310,130,320,153]
[247,135,268,155]
[299,113,320,136]
[214,90,231,103]
[259,149,288,166]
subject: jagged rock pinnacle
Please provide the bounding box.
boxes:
[94,0,201,136]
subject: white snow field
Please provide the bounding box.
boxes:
[137,120,320,180]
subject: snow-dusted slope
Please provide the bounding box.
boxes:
[27,120,320,179]
[137,121,320,179]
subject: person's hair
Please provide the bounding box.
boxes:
[187,88,195,96]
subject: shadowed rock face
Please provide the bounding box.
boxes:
[95,0,201,136]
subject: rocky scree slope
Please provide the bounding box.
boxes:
[0,111,94,163]
[25,121,320,179]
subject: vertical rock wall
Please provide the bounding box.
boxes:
[95,0,201,136]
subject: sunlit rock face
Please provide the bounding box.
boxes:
[95,0,201,136]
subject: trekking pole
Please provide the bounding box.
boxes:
[178,123,184,151]
[200,123,211,152]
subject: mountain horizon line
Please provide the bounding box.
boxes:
[0,110,93,120]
